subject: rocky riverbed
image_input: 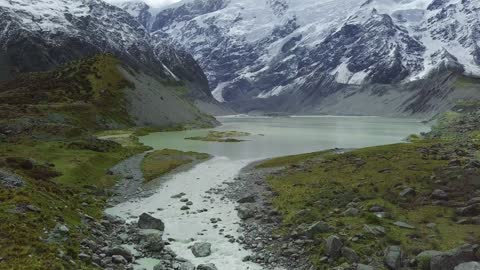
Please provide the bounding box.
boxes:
[223,161,320,270]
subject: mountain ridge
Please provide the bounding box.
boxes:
[0,0,231,116]
[120,0,480,117]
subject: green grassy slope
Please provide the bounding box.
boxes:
[258,102,480,269]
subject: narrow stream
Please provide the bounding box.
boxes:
[106,116,429,270]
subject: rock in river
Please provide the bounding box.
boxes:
[179,262,195,270]
[107,246,133,262]
[138,213,165,231]
[237,205,256,220]
[197,263,218,270]
[191,242,212,257]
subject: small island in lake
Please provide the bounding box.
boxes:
[185,130,251,143]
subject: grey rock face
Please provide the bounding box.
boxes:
[325,235,343,258]
[430,245,478,270]
[191,242,212,257]
[138,213,165,231]
[455,262,480,270]
[384,246,402,270]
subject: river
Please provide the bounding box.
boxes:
[106,116,429,270]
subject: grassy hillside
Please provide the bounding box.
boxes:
[0,55,136,139]
[0,55,203,269]
[257,102,480,269]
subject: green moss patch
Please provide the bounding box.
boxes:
[141,149,210,182]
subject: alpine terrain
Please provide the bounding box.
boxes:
[120,0,480,117]
[1,0,480,270]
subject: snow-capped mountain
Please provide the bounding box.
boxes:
[119,0,480,116]
[0,0,220,105]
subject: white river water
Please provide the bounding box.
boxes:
[106,116,429,270]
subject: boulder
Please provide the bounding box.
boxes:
[343,207,360,216]
[363,224,386,236]
[237,195,256,203]
[143,234,164,253]
[399,188,416,197]
[106,246,133,262]
[432,189,449,200]
[153,263,167,270]
[456,204,480,217]
[357,264,375,270]
[384,246,402,270]
[237,205,256,220]
[369,205,385,212]
[342,247,359,263]
[111,255,127,265]
[0,169,25,189]
[191,242,212,257]
[179,262,196,270]
[171,192,186,198]
[138,213,165,231]
[197,263,218,270]
[430,245,478,270]
[304,221,334,238]
[393,221,415,229]
[417,250,443,269]
[455,262,480,270]
[325,235,343,258]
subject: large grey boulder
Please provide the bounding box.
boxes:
[342,247,359,263]
[143,233,164,253]
[107,246,133,262]
[325,235,343,258]
[179,262,196,270]
[237,205,256,220]
[138,213,165,231]
[191,242,212,257]
[197,263,218,270]
[416,250,443,269]
[455,262,480,270]
[456,204,480,216]
[430,245,478,270]
[384,246,402,270]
